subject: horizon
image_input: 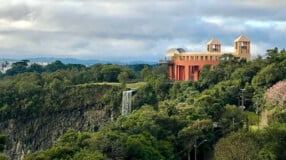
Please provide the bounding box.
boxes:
[0,57,159,63]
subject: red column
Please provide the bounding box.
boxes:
[178,66,181,80]
[181,66,185,81]
[190,65,193,81]
[168,65,173,80]
[182,66,185,80]
[193,66,199,81]
[185,65,189,81]
[180,66,183,81]
[175,65,178,81]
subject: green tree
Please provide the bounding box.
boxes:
[258,124,286,160]
[0,134,6,160]
[117,71,129,87]
[214,131,259,160]
[90,64,104,82]
[219,105,245,134]
[141,65,153,81]
[178,119,213,160]
[0,134,6,152]
[152,64,168,79]
[194,94,222,120]
[101,65,121,82]
[126,134,164,160]
[28,63,44,73]
[5,60,29,76]
[133,84,157,108]
[266,47,279,63]
[252,64,284,90]
[72,150,108,160]
[45,60,66,72]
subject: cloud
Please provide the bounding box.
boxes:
[0,0,285,61]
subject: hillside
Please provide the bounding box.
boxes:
[0,48,286,160]
[0,81,122,160]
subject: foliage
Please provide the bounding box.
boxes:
[117,71,129,86]
[252,63,284,90]
[3,61,137,84]
[264,81,286,109]
[197,57,244,90]
[4,48,286,159]
[257,124,286,160]
[262,81,286,124]
[219,105,245,134]
[25,130,109,160]
[0,134,6,153]
[26,104,214,160]
[214,131,259,160]
[133,70,170,109]
[214,123,286,160]
[245,111,259,126]
[126,134,165,160]
[0,134,6,160]
[0,72,122,121]
[5,60,29,76]
[0,154,7,160]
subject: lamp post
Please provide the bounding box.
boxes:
[194,138,207,160]
[240,88,245,110]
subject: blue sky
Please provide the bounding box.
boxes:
[0,0,285,61]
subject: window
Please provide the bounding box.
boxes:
[240,41,245,46]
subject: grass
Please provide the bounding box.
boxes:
[126,82,146,88]
[94,82,121,86]
[79,81,146,89]
[250,125,259,132]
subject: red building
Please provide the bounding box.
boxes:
[161,35,251,81]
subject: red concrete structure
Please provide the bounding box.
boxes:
[161,35,251,81]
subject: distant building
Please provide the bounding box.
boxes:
[160,35,251,81]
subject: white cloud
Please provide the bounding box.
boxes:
[245,20,273,28]
[0,19,34,29]
[251,42,273,58]
[201,17,225,26]
[233,0,286,9]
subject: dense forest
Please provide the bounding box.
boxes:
[0,48,286,160]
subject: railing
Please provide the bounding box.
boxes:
[159,60,173,64]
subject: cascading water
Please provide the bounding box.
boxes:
[122,90,133,116]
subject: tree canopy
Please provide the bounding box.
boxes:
[1,48,286,160]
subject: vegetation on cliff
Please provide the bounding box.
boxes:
[1,48,286,159]
[0,134,6,160]
[0,62,144,121]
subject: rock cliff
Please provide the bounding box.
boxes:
[0,84,122,160]
[0,105,114,160]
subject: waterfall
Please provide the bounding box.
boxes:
[122,90,133,116]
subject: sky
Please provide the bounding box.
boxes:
[0,0,285,62]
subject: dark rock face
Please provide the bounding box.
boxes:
[0,106,112,160]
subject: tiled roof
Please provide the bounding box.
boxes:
[207,38,220,45]
[234,35,250,42]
